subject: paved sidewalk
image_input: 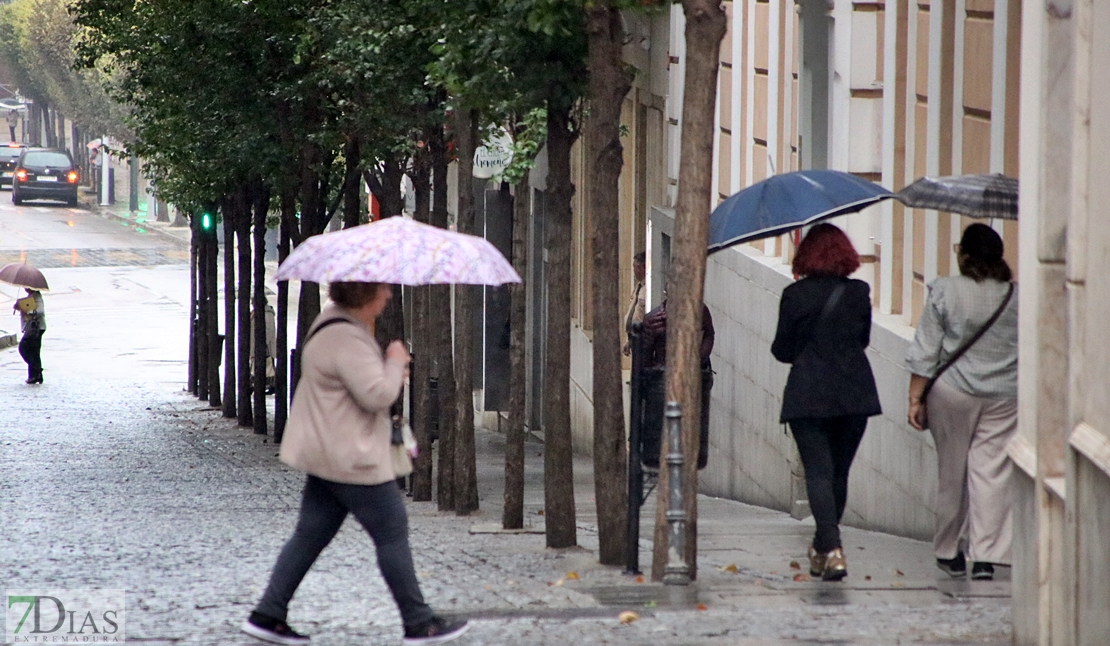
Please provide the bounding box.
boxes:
[0,264,1011,646]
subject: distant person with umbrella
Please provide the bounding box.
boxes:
[2,263,49,384]
[6,109,18,141]
[771,223,881,581]
[15,288,46,384]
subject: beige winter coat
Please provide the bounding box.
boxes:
[279,303,405,485]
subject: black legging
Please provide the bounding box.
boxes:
[789,415,867,552]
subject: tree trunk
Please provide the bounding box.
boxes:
[453,108,480,516]
[189,214,199,395]
[409,148,433,501]
[430,127,457,511]
[194,215,207,398]
[253,182,270,435]
[343,136,362,229]
[275,185,295,442]
[587,3,633,566]
[543,106,578,549]
[222,197,237,418]
[651,0,727,582]
[207,225,221,408]
[237,186,254,427]
[504,169,530,530]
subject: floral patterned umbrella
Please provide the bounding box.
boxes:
[275,216,520,286]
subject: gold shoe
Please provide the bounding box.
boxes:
[807,545,827,577]
[822,548,847,581]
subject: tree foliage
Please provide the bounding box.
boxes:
[0,0,127,136]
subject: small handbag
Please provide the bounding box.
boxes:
[918,282,1015,428]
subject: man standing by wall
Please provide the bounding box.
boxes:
[622,252,647,356]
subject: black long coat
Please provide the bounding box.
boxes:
[771,275,882,423]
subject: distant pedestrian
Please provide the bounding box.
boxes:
[15,288,46,384]
[905,223,1017,582]
[242,281,468,646]
[639,293,715,471]
[771,223,881,581]
[249,300,277,394]
[6,109,18,141]
[622,251,646,356]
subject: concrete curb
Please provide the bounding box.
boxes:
[92,203,192,247]
[0,331,16,349]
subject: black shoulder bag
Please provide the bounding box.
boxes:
[918,282,1014,428]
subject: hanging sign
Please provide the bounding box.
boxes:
[472,130,513,179]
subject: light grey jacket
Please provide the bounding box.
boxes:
[279,303,405,485]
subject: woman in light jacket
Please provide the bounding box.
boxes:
[771,224,882,581]
[242,282,468,646]
[906,223,1018,582]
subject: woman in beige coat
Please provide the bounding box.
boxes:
[242,282,468,646]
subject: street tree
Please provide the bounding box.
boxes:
[650,0,727,582]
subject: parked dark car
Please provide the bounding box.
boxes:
[11,148,79,206]
[0,142,28,189]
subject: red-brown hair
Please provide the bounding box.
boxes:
[791,223,860,277]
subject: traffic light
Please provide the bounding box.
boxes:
[200,212,214,232]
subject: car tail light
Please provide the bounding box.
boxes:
[15,169,26,182]
[67,171,78,183]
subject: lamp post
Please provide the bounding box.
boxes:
[662,401,689,585]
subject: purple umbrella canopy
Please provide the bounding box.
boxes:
[0,263,49,290]
[275,216,520,286]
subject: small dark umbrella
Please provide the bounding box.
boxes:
[708,170,893,253]
[894,173,1018,220]
[0,263,49,290]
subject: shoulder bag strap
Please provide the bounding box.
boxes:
[921,282,1014,400]
[303,317,352,345]
[801,281,846,355]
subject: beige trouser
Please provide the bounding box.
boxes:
[927,378,1017,565]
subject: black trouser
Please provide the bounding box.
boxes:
[641,365,713,469]
[789,415,868,553]
[19,330,44,381]
[8,126,15,141]
[255,475,434,628]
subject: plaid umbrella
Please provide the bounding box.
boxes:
[895,174,1018,220]
[275,216,520,286]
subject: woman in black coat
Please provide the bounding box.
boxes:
[771,223,882,581]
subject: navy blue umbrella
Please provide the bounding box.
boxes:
[707,170,893,253]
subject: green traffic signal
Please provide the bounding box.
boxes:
[200,212,213,231]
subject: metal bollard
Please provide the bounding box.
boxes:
[662,401,690,585]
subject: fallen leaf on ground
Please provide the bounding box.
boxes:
[635,576,645,583]
[565,572,579,580]
[723,564,738,573]
[618,611,639,624]
[864,575,872,581]
[536,509,545,516]
[644,600,657,608]
[793,573,810,582]
[895,569,904,576]
[789,560,801,570]
[696,603,708,611]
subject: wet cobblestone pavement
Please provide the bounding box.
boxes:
[0,263,1011,645]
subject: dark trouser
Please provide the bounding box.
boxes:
[641,365,713,469]
[789,415,868,553]
[19,330,43,380]
[255,475,434,628]
[8,126,15,141]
